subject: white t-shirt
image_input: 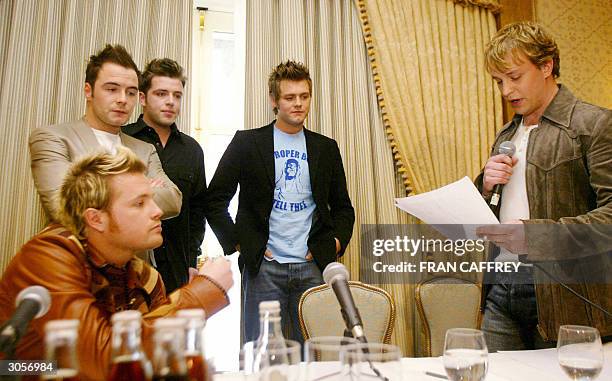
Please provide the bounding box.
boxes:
[92,129,122,154]
[497,119,538,262]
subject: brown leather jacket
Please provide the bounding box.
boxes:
[476,85,612,341]
[0,224,229,381]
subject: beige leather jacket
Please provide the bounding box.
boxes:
[476,85,612,340]
[29,118,182,221]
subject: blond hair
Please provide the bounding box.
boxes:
[57,147,146,238]
[268,61,312,114]
[485,21,560,78]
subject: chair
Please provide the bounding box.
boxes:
[298,281,396,344]
[415,277,482,356]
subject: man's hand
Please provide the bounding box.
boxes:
[476,220,527,254]
[264,238,341,261]
[150,178,166,188]
[264,249,273,259]
[188,267,199,283]
[482,154,518,197]
[198,257,234,292]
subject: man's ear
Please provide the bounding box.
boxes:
[84,82,93,101]
[139,91,146,107]
[268,93,278,112]
[83,208,107,233]
[540,59,554,78]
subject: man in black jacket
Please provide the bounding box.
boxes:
[123,59,207,293]
[206,61,355,343]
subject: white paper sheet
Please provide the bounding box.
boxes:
[394,176,499,240]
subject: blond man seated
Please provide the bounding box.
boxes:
[0,148,233,380]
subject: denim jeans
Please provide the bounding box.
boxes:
[482,266,554,352]
[243,260,323,345]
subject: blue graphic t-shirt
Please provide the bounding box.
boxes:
[266,126,314,263]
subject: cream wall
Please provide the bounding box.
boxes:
[536,0,612,108]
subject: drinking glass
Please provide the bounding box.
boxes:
[241,339,301,381]
[304,336,359,380]
[340,342,403,381]
[443,328,488,381]
[557,325,603,381]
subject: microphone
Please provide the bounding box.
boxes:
[0,285,51,354]
[322,262,367,343]
[489,141,516,209]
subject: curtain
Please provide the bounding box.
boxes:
[246,0,418,355]
[0,0,192,273]
[354,0,502,355]
[356,0,503,195]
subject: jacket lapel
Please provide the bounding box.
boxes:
[255,122,276,187]
[74,118,102,149]
[304,128,320,188]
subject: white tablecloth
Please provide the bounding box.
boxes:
[215,345,612,380]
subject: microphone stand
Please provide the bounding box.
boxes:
[0,321,17,358]
[340,315,388,381]
[0,321,19,381]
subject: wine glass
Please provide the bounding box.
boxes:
[443,328,488,381]
[557,325,603,381]
[304,336,359,380]
[340,342,403,380]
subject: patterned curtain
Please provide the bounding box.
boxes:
[355,0,503,195]
[0,0,193,272]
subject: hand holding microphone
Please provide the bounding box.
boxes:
[483,141,517,208]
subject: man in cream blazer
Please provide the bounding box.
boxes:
[29,45,181,247]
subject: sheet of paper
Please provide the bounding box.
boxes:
[395,176,499,240]
[395,176,498,224]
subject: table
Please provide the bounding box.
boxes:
[215,346,612,380]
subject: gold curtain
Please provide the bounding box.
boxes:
[246,0,420,355]
[356,0,503,194]
[0,0,192,273]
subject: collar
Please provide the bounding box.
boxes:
[541,84,577,129]
[85,240,127,271]
[131,114,183,142]
[499,84,577,135]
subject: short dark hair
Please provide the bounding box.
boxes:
[140,58,186,94]
[268,61,312,114]
[85,44,140,88]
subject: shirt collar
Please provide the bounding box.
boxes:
[134,114,183,142]
[500,84,577,135]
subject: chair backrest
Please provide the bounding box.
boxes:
[415,277,482,356]
[298,281,395,344]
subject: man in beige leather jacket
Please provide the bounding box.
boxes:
[29,44,181,222]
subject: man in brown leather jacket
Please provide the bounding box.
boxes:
[0,148,233,380]
[476,22,611,351]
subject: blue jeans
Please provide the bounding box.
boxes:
[482,267,554,352]
[243,260,323,345]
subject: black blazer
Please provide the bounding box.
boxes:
[206,121,355,275]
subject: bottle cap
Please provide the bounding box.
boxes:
[258,300,281,314]
[45,319,79,332]
[177,308,206,321]
[111,310,142,323]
